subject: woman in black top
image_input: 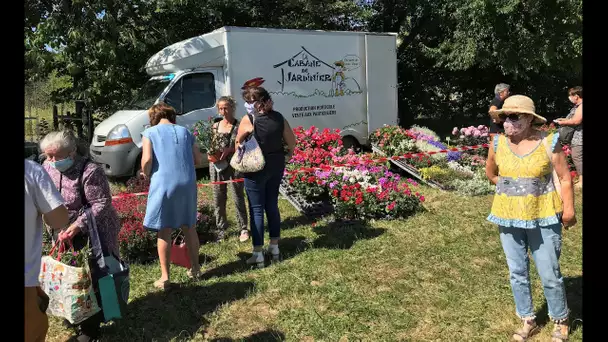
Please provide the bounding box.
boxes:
[235,86,296,268]
[488,83,511,136]
[208,96,249,242]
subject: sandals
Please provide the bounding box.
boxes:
[512,318,540,341]
[187,267,201,280]
[551,320,569,342]
[153,279,171,291]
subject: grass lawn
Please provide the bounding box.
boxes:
[47,181,583,342]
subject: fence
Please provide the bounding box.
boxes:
[24,100,94,159]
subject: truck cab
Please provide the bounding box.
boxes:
[90,70,221,177]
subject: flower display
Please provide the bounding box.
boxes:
[112,177,216,263]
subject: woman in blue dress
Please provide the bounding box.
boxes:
[140,102,204,289]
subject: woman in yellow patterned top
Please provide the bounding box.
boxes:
[486,95,576,342]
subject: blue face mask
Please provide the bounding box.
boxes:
[244,102,256,114]
[50,157,74,172]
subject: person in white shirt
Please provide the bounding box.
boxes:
[24,159,69,342]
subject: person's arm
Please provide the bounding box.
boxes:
[485,135,499,184]
[62,165,114,239]
[235,115,253,147]
[141,135,153,177]
[33,166,69,231]
[556,104,582,126]
[283,118,296,160]
[552,146,576,228]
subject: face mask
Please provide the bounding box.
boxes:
[244,102,256,114]
[503,117,527,136]
[50,157,74,172]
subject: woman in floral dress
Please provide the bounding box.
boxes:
[40,130,121,342]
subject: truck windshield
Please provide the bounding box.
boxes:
[127,78,172,110]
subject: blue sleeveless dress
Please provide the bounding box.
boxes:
[142,124,197,230]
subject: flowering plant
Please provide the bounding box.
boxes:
[450,125,490,158]
[327,166,425,220]
[450,169,495,196]
[369,125,419,157]
[57,243,92,268]
[192,117,219,154]
[114,196,156,263]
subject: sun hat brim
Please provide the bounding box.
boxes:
[489,108,547,124]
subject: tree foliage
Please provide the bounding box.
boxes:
[25,0,582,125]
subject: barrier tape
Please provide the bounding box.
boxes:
[111,143,489,200]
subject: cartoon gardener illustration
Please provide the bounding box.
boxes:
[332,60,346,96]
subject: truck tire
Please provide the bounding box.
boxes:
[132,153,142,177]
[342,136,361,152]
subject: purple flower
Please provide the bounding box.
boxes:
[329,181,338,189]
[71,260,77,266]
[73,252,78,256]
[343,175,349,181]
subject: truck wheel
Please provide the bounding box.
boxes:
[132,153,142,177]
[342,136,361,152]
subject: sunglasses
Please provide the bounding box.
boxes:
[498,113,524,121]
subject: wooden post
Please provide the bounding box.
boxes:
[52,105,59,130]
[75,101,84,139]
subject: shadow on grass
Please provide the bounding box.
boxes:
[280,215,316,230]
[312,220,386,249]
[102,281,254,341]
[536,276,582,332]
[201,221,385,279]
[200,236,310,280]
[210,329,286,341]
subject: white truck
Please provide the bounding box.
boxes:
[90,26,398,177]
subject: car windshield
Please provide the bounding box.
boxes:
[127,77,172,110]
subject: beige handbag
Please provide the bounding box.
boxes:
[230,114,265,173]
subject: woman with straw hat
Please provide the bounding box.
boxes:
[486,95,576,342]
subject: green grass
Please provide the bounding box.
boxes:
[47,183,583,342]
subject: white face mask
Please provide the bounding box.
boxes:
[244,102,256,114]
[503,117,528,136]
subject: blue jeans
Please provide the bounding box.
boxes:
[244,155,285,247]
[499,224,569,320]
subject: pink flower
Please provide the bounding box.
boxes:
[478,125,485,130]
[473,129,481,137]
[419,196,425,202]
[452,127,459,135]
[193,131,199,136]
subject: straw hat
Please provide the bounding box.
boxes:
[489,95,547,124]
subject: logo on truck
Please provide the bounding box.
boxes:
[241,46,362,99]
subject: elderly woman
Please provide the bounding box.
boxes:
[488,83,511,136]
[486,95,576,342]
[208,96,249,242]
[40,130,121,342]
[236,86,296,268]
[141,102,204,288]
[555,86,583,188]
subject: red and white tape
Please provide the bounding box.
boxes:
[111,143,489,200]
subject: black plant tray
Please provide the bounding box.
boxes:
[371,144,448,191]
[279,179,334,217]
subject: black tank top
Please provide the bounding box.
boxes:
[250,110,285,157]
